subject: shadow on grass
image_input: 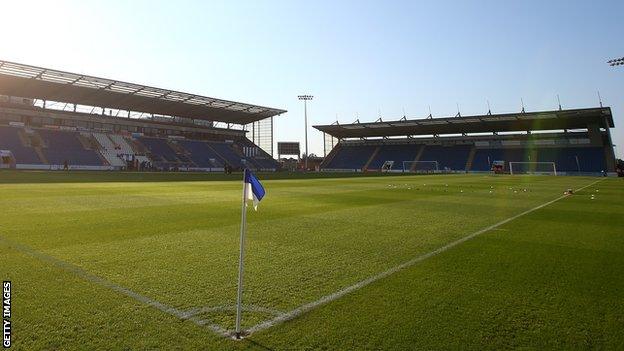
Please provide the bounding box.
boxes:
[0,170,415,184]
[245,338,278,351]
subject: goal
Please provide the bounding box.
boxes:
[509,162,557,175]
[402,160,439,173]
[381,161,395,172]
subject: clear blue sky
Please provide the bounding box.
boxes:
[1,0,623,157]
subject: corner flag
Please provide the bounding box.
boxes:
[244,169,265,210]
[235,169,265,338]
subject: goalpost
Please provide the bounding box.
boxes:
[402,160,439,173]
[509,162,557,176]
[381,161,395,172]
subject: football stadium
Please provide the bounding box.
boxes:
[1,2,624,350]
[1,60,622,350]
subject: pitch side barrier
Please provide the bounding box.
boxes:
[13,164,273,173]
[321,168,362,172]
[466,170,615,177]
[15,164,116,171]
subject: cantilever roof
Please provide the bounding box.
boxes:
[314,107,614,138]
[0,60,286,125]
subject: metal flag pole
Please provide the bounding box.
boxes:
[298,95,313,171]
[235,170,248,338]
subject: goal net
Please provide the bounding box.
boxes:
[509,162,557,175]
[381,161,394,172]
[402,160,439,173]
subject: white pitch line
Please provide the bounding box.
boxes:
[185,304,285,318]
[246,179,603,335]
[0,236,230,337]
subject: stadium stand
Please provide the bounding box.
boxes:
[323,145,377,171]
[208,142,244,169]
[418,145,472,171]
[177,140,224,169]
[367,144,421,171]
[0,126,43,164]
[0,118,277,171]
[93,133,126,167]
[38,129,105,167]
[138,137,181,164]
[316,107,617,175]
[237,139,280,170]
[0,60,285,172]
[108,135,151,165]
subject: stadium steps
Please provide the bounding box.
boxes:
[167,140,197,167]
[528,148,538,163]
[30,133,44,148]
[25,129,47,164]
[17,129,30,147]
[93,133,128,167]
[34,147,48,164]
[78,133,110,165]
[465,146,476,171]
[230,143,246,159]
[205,143,233,168]
[320,144,341,168]
[363,146,380,171]
[23,130,47,164]
[109,134,139,155]
[410,145,426,172]
[129,138,149,154]
[93,133,115,150]
[77,133,96,150]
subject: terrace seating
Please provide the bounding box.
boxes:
[0,126,43,164]
[138,137,181,164]
[178,140,224,168]
[324,145,377,170]
[251,157,279,170]
[109,134,137,155]
[471,147,607,172]
[237,139,279,170]
[325,141,610,174]
[537,147,606,172]
[419,145,472,170]
[38,129,104,166]
[93,133,126,167]
[367,144,420,170]
[208,142,244,168]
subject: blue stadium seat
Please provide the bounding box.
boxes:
[236,139,279,170]
[208,142,244,168]
[178,140,224,168]
[471,148,523,171]
[537,147,606,172]
[325,145,376,170]
[139,137,180,165]
[367,144,420,170]
[0,126,43,164]
[419,145,472,170]
[38,129,104,166]
[471,147,606,173]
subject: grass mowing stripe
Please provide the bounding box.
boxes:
[0,235,231,338]
[246,178,604,336]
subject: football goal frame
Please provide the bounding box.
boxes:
[402,160,439,173]
[509,162,557,176]
[381,160,395,172]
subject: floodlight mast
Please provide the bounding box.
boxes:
[607,57,624,66]
[298,95,313,171]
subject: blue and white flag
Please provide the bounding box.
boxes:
[235,169,266,335]
[244,169,265,210]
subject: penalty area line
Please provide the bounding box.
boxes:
[246,178,604,335]
[0,236,230,338]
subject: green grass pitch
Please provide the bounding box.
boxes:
[0,171,622,350]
